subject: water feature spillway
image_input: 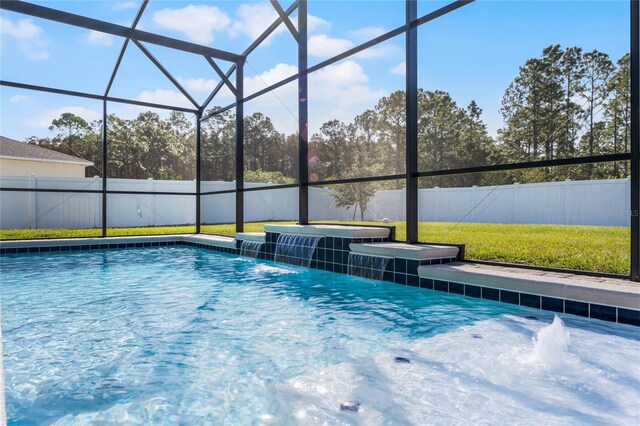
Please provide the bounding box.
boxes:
[240,241,264,258]
[274,234,323,267]
[347,253,392,281]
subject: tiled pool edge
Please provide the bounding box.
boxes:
[0,235,238,254]
[413,277,640,327]
[1,235,638,327]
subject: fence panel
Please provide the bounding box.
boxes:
[0,176,632,229]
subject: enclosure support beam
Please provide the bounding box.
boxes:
[406,0,419,243]
[204,56,237,96]
[200,1,299,116]
[298,0,309,224]
[631,0,640,281]
[105,0,148,97]
[196,113,202,234]
[270,0,299,42]
[236,62,245,233]
[0,80,199,114]
[132,39,199,109]
[101,100,108,238]
[0,1,242,63]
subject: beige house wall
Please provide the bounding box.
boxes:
[0,158,88,177]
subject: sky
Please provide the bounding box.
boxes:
[0,0,632,141]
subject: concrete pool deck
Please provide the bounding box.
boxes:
[418,262,640,312]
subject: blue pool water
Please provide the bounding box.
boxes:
[1,247,639,424]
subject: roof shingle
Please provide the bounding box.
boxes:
[0,136,93,165]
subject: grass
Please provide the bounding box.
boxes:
[0,221,629,275]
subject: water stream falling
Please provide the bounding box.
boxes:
[240,241,264,258]
[274,234,323,267]
[347,253,393,281]
[530,315,571,369]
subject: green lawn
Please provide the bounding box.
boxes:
[0,221,629,275]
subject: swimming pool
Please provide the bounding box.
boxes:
[2,246,639,424]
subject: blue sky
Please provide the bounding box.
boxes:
[0,0,631,141]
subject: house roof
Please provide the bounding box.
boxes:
[0,136,93,166]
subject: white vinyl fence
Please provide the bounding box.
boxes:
[0,175,632,230]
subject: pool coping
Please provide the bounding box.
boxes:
[0,234,236,252]
[1,234,638,328]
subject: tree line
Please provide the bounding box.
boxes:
[26,45,630,195]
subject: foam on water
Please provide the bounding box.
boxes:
[529,315,571,369]
[1,247,639,425]
[253,263,299,274]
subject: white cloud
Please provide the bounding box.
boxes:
[25,107,101,128]
[113,2,138,11]
[242,63,299,133]
[177,77,218,93]
[308,34,354,58]
[152,5,230,43]
[230,2,281,42]
[230,3,326,45]
[313,60,370,87]
[348,26,387,41]
[0,17,49,60]
[175,77,234,100]
[10,95,30,103]
[307,15,330,34]
[244,63,298,95]
[390,61,406,75]
[136,89,193,108]
[86,30,114,46]
[241,61,386,135]
[354,43,401,59]
[309,60,387,132]
[306,28,400,60]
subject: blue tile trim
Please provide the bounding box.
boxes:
[565,300,589,317]
[449,282,465,295]
[482,287,500,301]
[0,240,239,255]
[412,277,639,327]
[589,304,616,322]
[618,308,640,326]
[464,284,481,298]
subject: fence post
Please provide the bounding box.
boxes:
[513,182,519,224]
[627,176,632,227]
[564,179,571,225]
[28,173,37,229]
[148,178,154,227]
[472,185,478,223]
[433,186,439,222]
[94,176,100,228]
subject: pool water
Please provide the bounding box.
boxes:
[1,247,639,425]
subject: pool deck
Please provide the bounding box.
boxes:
[418,261,640,317]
